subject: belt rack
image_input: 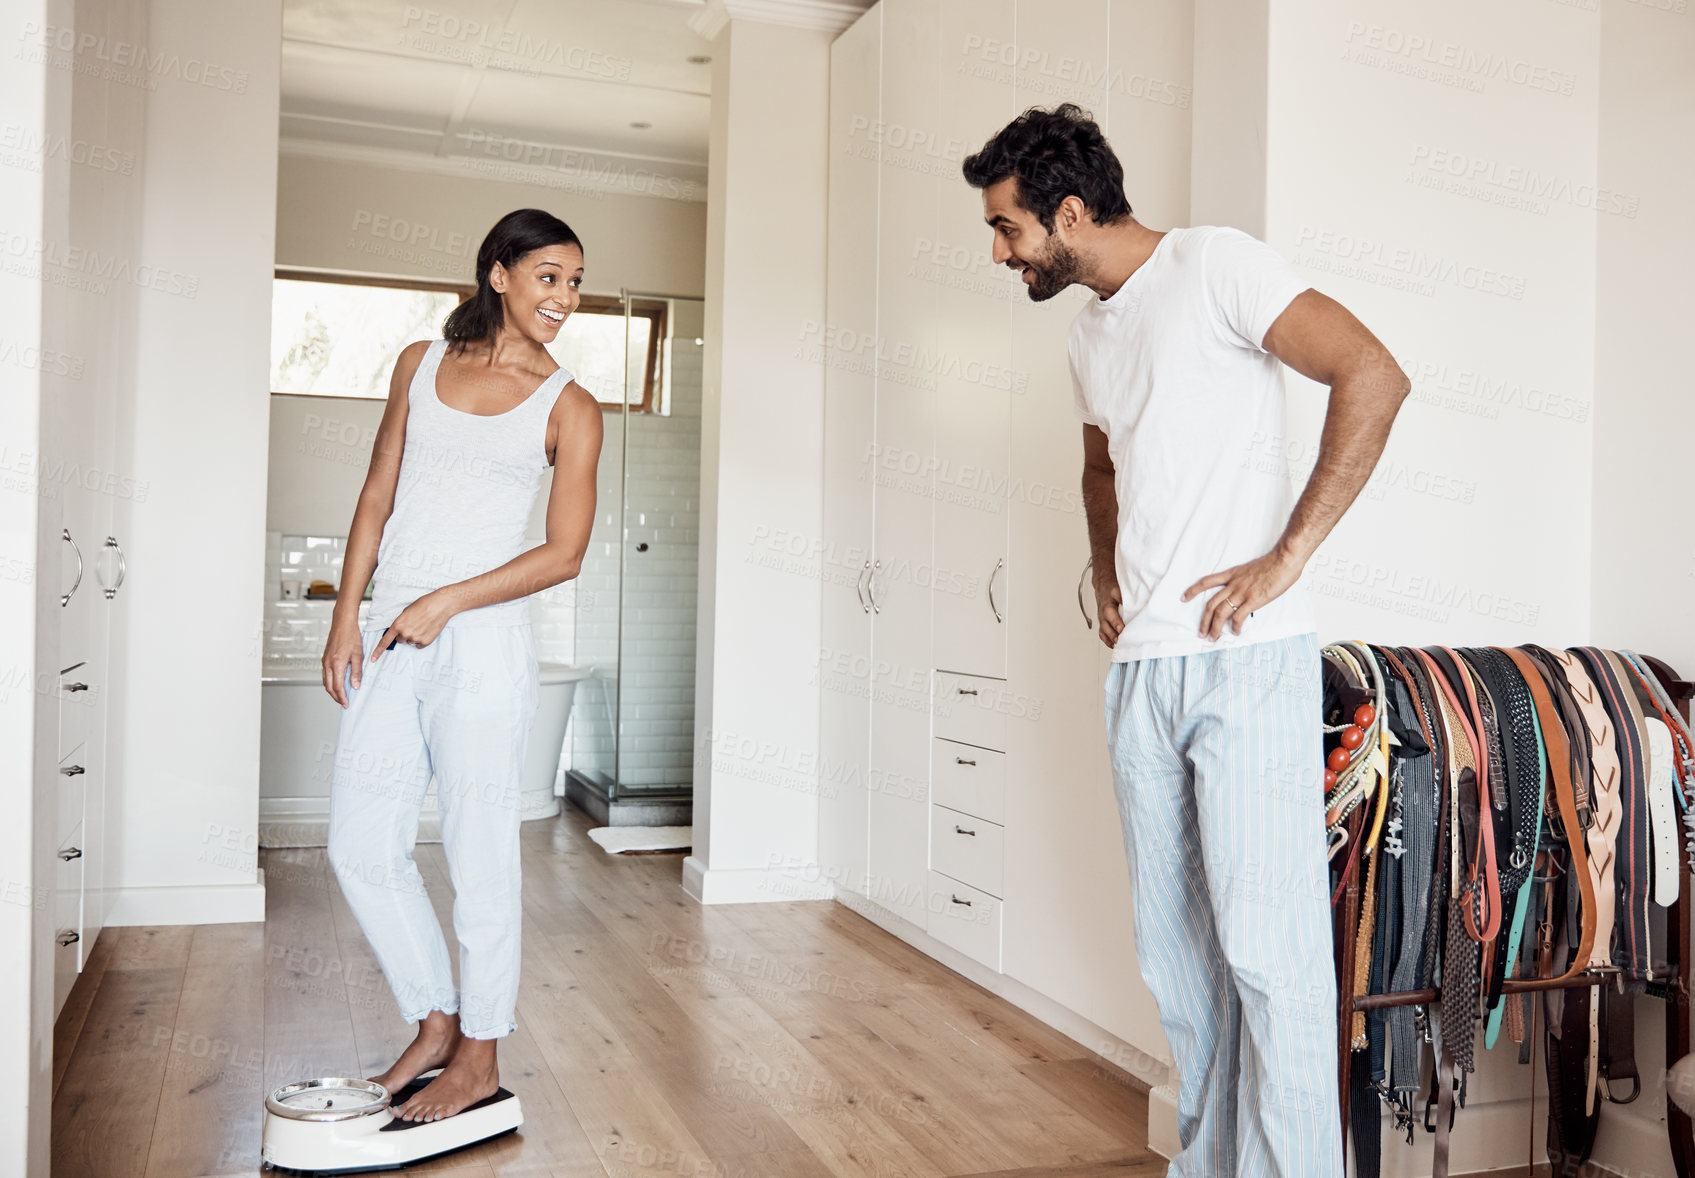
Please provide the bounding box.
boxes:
[1332,654,1695,1175]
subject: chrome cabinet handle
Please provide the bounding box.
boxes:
[57,930,79,947]
[868,560,881,614]
[98,535,127,600]
[1078,556,1094,630]
[987,557,1004,623]
[58,845,82,861]
[64,682,88,693]
[951,894,972,907]
[955,757,976,766]
[954,825,976,837]
[61,764,85,777]
[855,560,870,614]
[61,528,83,607]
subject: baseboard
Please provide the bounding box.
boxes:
[105,869,267,926]
[680,855,833,904]
[829,889,1174,1099]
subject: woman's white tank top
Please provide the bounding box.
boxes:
[367,339,574,630]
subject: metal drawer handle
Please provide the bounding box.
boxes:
[957,687,978,696]
[955,757,976,766]
[57,930,80,947]
[1078,556,1094,630]
[951,894,972,907]
[987,557,1004,623]
[855,560,870,614]
[98,535,127,600]
[61,528,83,607]
[58,846,82,861]
[868,560,881,614]
[64,681,88,693]
[954,825,976,837]
[61,764,85,777]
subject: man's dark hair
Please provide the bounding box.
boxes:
[961,103,1132,231]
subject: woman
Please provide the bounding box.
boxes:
[319,208,602,1123]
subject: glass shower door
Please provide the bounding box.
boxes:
[564,293,703,803]
[609,293,702,799]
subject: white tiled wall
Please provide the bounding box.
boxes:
[618,335,702,789]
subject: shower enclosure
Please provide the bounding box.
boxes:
[554,292,702,825]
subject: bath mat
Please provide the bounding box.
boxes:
[258,817,443,849]
[586,825,692,855]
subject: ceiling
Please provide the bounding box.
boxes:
[280,0,716,198]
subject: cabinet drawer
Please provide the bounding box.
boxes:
[55,823,85,945]
[53,822,85,1016]
[926,870,1001,972]
[930,804,1003,897]
[932,740,1003,824]
[933,671,1008,752]
[57,743,86,849]
[59,667,91,762]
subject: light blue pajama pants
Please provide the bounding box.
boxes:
[1103,633,1343,1178]
[327,619,538,1040]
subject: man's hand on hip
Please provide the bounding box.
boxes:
[1182,545,1305,641]
[1095,574,1126,650]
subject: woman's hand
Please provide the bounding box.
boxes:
[322,621,365,708]
[371,589,457,663]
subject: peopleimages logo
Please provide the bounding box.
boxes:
[398,6,632,79]
[18,21,250,92]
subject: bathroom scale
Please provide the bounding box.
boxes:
[260,1074,522,1173]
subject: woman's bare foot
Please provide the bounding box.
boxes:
[368,1010,462,1096]
[391,1035,499,1122]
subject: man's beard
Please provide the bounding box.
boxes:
[1022,237,1083,302]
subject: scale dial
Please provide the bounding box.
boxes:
[266,1078,390,1122]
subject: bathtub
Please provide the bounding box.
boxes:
[260,657,591,822]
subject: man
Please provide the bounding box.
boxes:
[963,104,1409,1177]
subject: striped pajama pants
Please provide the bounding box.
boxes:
[1103,633,1343,1178]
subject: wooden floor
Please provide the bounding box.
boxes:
[51,804,1164,1177]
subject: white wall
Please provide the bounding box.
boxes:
[1260,0,1597,657]
[275,150,707,299]
[106,0,281,926]
[1590,0,1695,1170]
[686,17,833,901]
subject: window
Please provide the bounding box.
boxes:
[546,294,666,413]
[270,271,468,399]
[270,272,664,412]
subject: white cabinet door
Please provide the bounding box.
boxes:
[867,0,940,932]
[930,0,1019,681]
[818,6,881,902]
[998,0,1160,1031]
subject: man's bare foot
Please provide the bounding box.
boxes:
[391,1035,499,1122]
[368,1010,461,1096]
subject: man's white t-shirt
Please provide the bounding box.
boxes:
[1070,224,1315,662]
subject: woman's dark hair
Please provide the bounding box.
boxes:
[962,104,1132,231]
[442,208,582,345]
